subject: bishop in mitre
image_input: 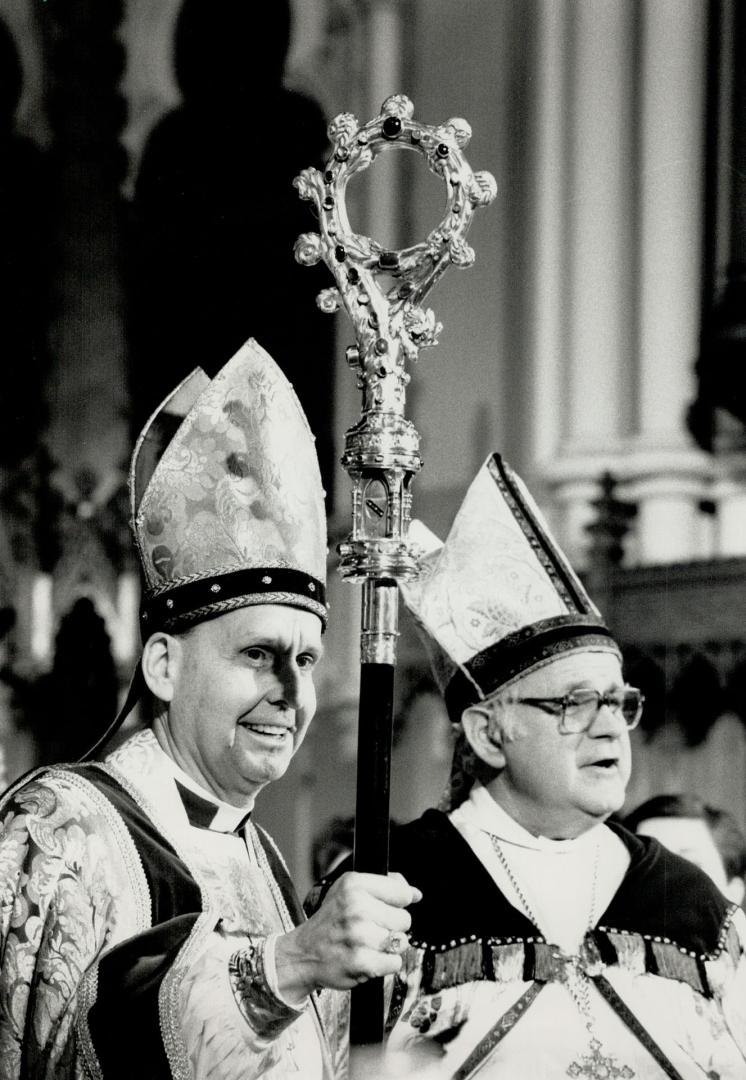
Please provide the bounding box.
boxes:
[313,453,746,1079]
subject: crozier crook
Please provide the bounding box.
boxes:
[294,93,496,1048]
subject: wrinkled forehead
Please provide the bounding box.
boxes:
[504,649,624,698]
[165,602,324,651]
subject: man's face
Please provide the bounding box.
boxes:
[489,651,632,838]
[634,817,729,891]
[163,604,323,805]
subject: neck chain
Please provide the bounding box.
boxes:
[488,833,635,1080]
[488,833,600,940]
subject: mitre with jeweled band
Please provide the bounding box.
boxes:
[132,338,328,633]
[401,454,620,721]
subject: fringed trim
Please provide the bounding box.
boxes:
[412,908,744,999]
[724,918,742,966]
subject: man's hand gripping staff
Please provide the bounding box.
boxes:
[274,873,421,1003]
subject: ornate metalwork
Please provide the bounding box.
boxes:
[294,94,496,584]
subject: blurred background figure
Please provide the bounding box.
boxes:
[0,13,50,474]
[625,793,746,906]
[128,0,335,494]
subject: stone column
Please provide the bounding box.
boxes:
[564,0,636,453]
[541,1,716,567]
[631,0,713,562]
[630,470,708,564]
[541,0,636,565]
[530,0,568,469]
[713,457,746,555]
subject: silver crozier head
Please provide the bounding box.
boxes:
[294,94,496,582]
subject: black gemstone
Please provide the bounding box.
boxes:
[382,115,402,139]
[398,283,413,298]
[324,170,334,183]
[379,251,400,271]
[335,245,346,262]
[436,143,450,158]
[323,196,334,210]
[348,267,360,284]
[335,148,349,162]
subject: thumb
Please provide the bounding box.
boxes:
[388,871,422,904]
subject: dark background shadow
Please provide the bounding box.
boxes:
[127,0,335,500]
[0,15,50,472]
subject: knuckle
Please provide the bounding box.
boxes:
[342,895,365,924]
[338,911,359,941]
[349,947,372,976]
[333,874,353,899]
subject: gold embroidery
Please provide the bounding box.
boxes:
[75,964,103,1080]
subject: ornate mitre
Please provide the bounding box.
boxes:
[131,338,328,633]
[401,454,619,721]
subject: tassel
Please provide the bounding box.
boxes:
[651,941,704,995]
[606,932,646,976]
[533,943,560,982]
[429,941,484,992]
[421,948,435,993]
[490,943,524,983]
[724,919,742,967]
[403,945,424,980]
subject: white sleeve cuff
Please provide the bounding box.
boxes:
[263,933,310,1011]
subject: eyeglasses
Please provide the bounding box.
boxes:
[505,685,644,734]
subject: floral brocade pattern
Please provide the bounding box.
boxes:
[402,462,591,672]
[134,339,327,593]
[0,771,150,1079]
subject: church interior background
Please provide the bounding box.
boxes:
[1,0,745,895]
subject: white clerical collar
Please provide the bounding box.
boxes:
[155,741,255,832]
[462,782,600,853]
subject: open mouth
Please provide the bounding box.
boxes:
[585,758,619,770]
[240,723,296,739]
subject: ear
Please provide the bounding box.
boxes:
[141,632,183,705]
[461,702,506,770]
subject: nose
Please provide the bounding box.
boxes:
[268,658,304,712]
[588,699,627,738]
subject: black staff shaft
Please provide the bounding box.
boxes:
[350,661,395,1045]
[350,580,398,1049]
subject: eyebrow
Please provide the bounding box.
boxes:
[233,634,324,660]
[560,680,623,694]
